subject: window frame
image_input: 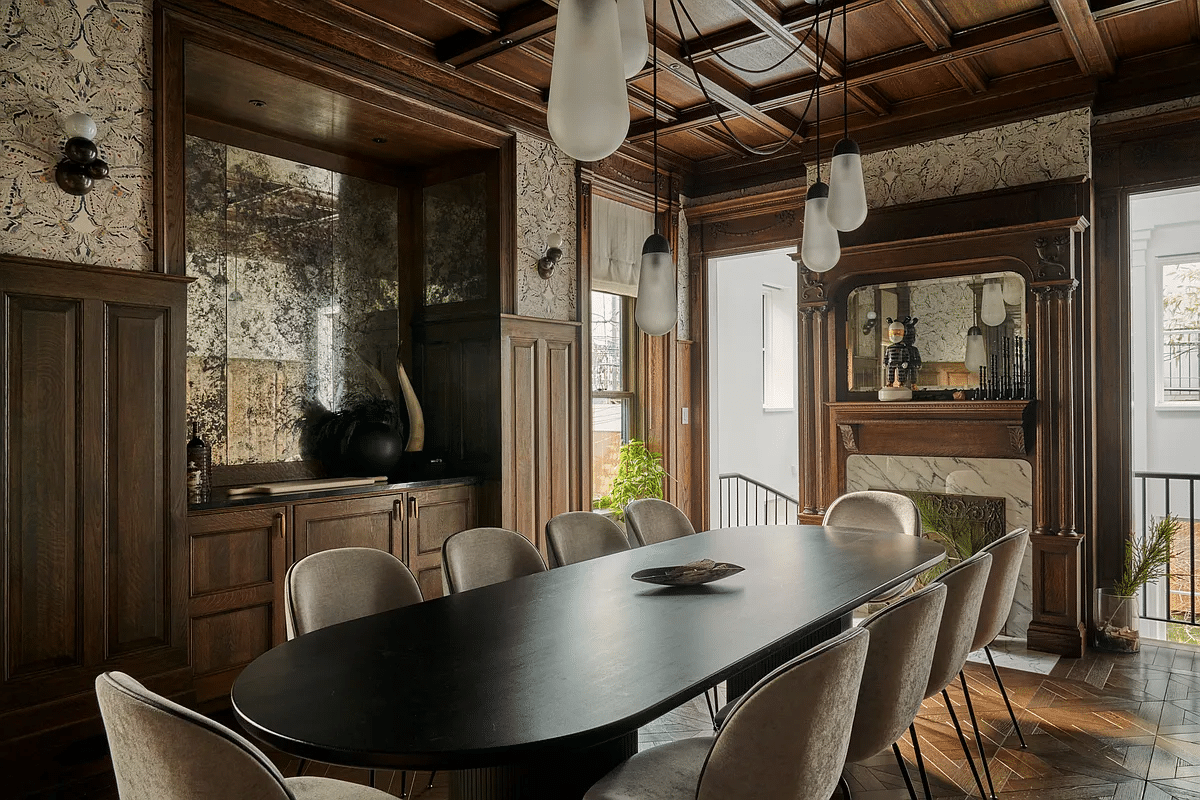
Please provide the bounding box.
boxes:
[1155,257,1200,409]
[590,291,638,501]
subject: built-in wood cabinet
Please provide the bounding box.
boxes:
[0,256,190,788]
[186,481,478,703]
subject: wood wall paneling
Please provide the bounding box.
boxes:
[291,494,406,561]
[408,484,478,600]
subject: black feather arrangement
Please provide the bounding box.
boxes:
[295,394,407,476]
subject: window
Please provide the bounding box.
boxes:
[761,285,794,410]
[592,291,635,500]
[1160,261,1200,404]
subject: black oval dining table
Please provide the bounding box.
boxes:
[233,524,945,799]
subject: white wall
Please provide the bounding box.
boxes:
[709,248,799,517]
[1129,187,1200,475]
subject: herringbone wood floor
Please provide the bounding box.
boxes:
[43,640,1200,799]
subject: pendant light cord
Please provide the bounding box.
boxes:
[842,0,849,141]
[672,0,823,75]
[653,0,660,232]
[814,0,821,181]
[668,0,834,158]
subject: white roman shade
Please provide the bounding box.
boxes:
[591,194,653,297]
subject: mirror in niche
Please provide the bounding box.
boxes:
[185,137,400,466]
[423,172,488,305]
[847,271,1026,393]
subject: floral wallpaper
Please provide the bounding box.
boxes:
[1,0,154,268]
[807,108,1091,208]
[185,138,400,465]
[676,206,690,339]
[1093,94,1200,125]
[515,131,577,320]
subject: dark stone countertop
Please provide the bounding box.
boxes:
[188,475,484,513]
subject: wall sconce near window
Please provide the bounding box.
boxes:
[54,113,108,196]
[538,233,563,279]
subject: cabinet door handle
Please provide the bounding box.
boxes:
[274,511,286,538]
[393,498,405,523]
[409,495,419,520]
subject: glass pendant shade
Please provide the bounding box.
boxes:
[64,112,96,140]
[826,139,868,232]
[964,326,986,372]
[980,280,1007,326]
[547,0,630,162]
[635,232,677,335]
[801,182,840,273]
[616,0,649,79]
[1001,275,1023,305]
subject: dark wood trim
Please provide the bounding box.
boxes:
[1048,0,1117,77]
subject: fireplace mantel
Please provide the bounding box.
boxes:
[828,400,1034,463]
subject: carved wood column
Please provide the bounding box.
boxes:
[1027,229,1086,657]
[797,266,831,518]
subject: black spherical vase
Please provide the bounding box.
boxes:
[341,422,403,477]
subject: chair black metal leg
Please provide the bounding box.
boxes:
[960,671,998,800]
[427,770,437,789]
[985,645,1027,749]
[909,723,932,800]
[839,773,853,800]
[893,742,919,800]
[398,770,407,797]
[369,769,376,788]
[295,759,308,777]
[943,689,988,799]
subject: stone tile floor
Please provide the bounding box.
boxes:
[42,637,1200,799]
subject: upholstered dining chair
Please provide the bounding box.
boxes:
[842,582,948,800]
[584,626,870,800]
[624,498,696,547]
[822,491,922,602]
[913,551,993,800]
[441,526,547,594]
[95,671,395,800]
[957,528,1032,788]
[545,511,630,568]
[285,546,432,797]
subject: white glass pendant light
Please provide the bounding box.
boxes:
[635,232,677,335]
[1001,274,1023,305]
[616,0,649,79]
[801,182,840,272]
[964,325,986,372]
[547,0,630,162]
[635,0,676,336]
[827,139,867,231]
[826,2,867,232]
[980,280,1007,326]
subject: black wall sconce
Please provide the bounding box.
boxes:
[538,233,563,279]
[55,113,109,196]
[861,310,878,336]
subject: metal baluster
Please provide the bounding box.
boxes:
[1192,476,1197,625]
[1143,475,1149,618]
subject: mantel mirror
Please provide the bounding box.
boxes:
[847,271,1026,393]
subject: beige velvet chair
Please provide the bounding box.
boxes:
[624,498,695,547]
[95,671,394,800]
[957,528,1031,786]
[843,582,947,800]
[441,527,547,594]
[545,511,630,567]
[584,626,870,800]
[822,491,922,602]
[913,550,993,800]
[285,546,423,638]
[284,546,430,796]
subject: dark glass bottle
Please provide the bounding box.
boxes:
[186,422,212,504]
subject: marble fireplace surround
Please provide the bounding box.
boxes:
[847,454,1034,636]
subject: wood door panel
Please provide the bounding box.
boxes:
[407,484,477,600]
[189,508,284,596]
[292,494,404,560]
[105,305,170,658]
[545,339,575,527]
[506,337,538,542]
[190,604,273,677]
[3,296,83,679]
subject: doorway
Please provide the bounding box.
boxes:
[708,247,800,527]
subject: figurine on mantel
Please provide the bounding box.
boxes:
[880,316,921,401]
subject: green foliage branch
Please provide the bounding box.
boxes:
[908,492,989,585]
[594,440,668,521]
[1113,514,1179,598]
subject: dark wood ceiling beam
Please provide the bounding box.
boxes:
[945,59,989,93]
[712,0,890,116]
[439,0,558,69]
[1091,0,1179,20]
[1048,0,1117,77]
[891,0,952,49]
[413,0,498,34]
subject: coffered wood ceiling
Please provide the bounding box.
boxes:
[205,0,1200,194]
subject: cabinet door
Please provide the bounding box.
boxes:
[292,494,406,562]
[187,507,287,704]
[407,485,477,600]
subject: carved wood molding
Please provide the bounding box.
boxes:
[1008,425,1028,455]
[838,424,859,454]
[908,490,1007,544]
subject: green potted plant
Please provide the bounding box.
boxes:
[1095,514,1179,653]
[594,439,668,523]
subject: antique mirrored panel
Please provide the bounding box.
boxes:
[423,172,488,305]
[185,137,400,465]
[847,271,1026,393]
